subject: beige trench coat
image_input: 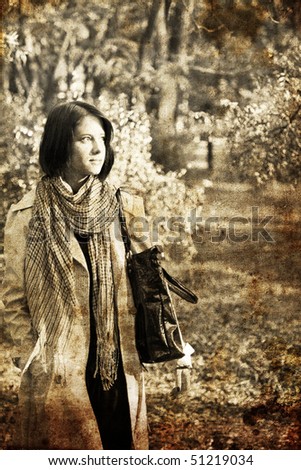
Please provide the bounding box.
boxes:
[2,186,150,450]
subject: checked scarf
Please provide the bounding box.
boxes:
[24,175,120,390]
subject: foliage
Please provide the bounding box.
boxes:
[222,34,301,185]
[0,93,45,225]
[2,0,300,180]
[1,0,301,243]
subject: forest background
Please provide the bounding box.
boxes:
[1,0,301,450]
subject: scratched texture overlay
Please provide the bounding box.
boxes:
[1,0,300,450]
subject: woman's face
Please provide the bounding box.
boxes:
[68,115,106,182]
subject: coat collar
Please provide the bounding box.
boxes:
[10,187,36,212]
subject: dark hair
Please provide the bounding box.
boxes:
[39,101,114,180]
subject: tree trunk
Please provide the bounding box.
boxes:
[178,0,195,64]
[157,64,178,133]
[138,0,161,71]
[138,0,177,130]
[170,0,194,62]
[155,0,169,61]
[291,1,301,32]
[138,0,194,167]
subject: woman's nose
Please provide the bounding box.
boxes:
[92,138,103,154]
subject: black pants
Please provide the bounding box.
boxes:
[85,341,132,450]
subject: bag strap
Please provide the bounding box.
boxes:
[116,188,198,305]
[116,188,132,256]
[162,268,198,304]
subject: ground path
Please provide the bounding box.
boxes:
[146,158,301,450]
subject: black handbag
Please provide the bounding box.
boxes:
[117,189,198,364]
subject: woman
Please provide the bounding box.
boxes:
[2,101,150,450]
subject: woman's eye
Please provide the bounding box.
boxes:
[81,136,92,142]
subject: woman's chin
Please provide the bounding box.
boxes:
[86,166,103,176]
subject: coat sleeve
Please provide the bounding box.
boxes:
[2,207,36,369]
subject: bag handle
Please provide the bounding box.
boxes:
[116,188,198,305]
